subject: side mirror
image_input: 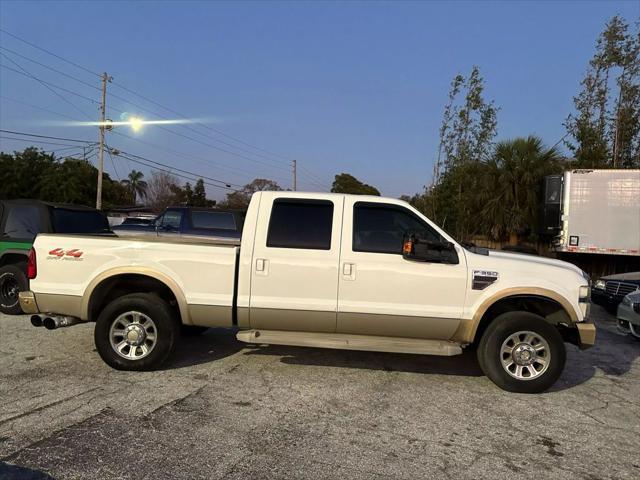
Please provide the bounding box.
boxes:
[402,234,459,264]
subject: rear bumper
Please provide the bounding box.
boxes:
[18,291,39,314]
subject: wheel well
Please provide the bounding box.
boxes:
[0,253,28,269]
[473,295,571,345]
[88,274,180,322]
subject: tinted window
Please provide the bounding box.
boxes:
[52,209,110,234]
[2,205,45,240]
[121,217,154,225]
[353,203,442,254]
[267,199,333,250]
[191,211,236,230]
[159,210,182,229]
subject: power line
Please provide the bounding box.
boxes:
[0,28,101,78]
[0,135,95,148]
[0,63,98,106]
[0,46,101,93]
[106,147,120,181]
[0,53,94,120]
[111,149,239,192]
[110,130,289,185]
[0,27,291,166]
[0,33,329,186]
[0,129,96,143]
[0,95,80,121]
[111,146,240,190]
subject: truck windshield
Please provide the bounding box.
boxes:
[52,209,111,234]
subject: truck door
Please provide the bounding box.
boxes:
[337,199,467,339]
[249,195,343,332]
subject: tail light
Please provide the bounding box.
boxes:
[27,248,37,279]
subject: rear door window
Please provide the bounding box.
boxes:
[190,211,236,230]
[2,205,45,241]
[266,199,333,250]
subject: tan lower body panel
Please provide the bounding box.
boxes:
[576,322,596,348]
[33,293,83,318]
[188,304,233,327]
[236,329,462,356]
[338,312,460,340]
[18,291,39,314]
[249,308,336,333]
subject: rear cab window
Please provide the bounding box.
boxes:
[266,199,334,250]
[190,211,237,231]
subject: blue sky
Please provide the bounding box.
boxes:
[1,0,638,200]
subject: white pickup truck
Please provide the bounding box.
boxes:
[19,192,595,393]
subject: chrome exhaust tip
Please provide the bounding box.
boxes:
[43,316,81,330]
[30,315,43,327]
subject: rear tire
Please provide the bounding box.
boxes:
[478,312,565,393]
[0,264,28,315]
[94,293,179,371]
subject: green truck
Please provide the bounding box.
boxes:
[0,200,111,314]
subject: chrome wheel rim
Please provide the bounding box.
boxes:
[109,311,157,360]
[500,330,550,381]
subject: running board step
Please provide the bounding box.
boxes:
[236,330,462,356]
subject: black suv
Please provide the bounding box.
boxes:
[0,200,111,315]
[592,272,640,313]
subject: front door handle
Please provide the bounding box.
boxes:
[256,258,269,276]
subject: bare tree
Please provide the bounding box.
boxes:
[145,171,180,213]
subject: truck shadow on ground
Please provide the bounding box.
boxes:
[166,314,640,392]
[550,317,640,392]
[243,343,485,377]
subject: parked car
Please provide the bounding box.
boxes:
[112,207,245,243]
[20,192,595,393]
[0,200,111,315]
[592,272,640,313]
[616,292,640,340]
[119,216,156,226]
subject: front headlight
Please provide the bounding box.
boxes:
[594,279,606,290]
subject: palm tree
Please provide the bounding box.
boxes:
[478,136,562,244]
[121,170,148,205]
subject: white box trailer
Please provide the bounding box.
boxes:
[552,169,640,256]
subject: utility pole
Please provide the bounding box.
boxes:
[292,159,297,191]
[96,72,111,210]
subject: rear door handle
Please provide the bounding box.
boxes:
[343,262,356,280]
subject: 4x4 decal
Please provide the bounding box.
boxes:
[47,248,84,260]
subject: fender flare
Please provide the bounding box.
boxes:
[452,287,578,344]
[81,266,191,323]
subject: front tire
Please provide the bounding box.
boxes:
[0,264,28,315]
[478,312,566,393]
[94,293,179,371]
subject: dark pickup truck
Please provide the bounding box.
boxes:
[111,207,245,243]
[0,199,111,314]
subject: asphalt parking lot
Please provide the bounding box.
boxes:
[1,305,639,480]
